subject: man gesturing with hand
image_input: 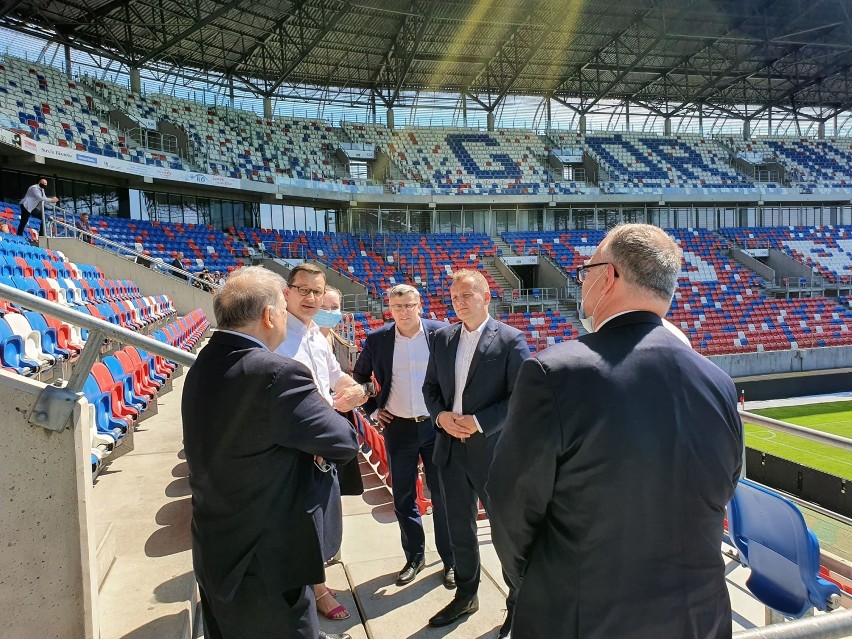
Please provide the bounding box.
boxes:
[422,269,529,637]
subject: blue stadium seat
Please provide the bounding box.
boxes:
[727,479,841,618]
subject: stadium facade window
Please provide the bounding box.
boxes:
[381,209,408,233]
[495,210,518,234]
[437,210,462,234]
[572,208,596,230]
[409,210,431,233]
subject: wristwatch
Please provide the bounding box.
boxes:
[360,381,377,398]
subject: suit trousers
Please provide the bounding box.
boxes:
[383,416,454,567]
[438,434,516,613]
[17,207,43,238]
[199,578,316,639]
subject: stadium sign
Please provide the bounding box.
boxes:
[17,137,242,190]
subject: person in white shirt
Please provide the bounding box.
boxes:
[274,263,370,624]
[422,269,530,637]
[352,285,455,589]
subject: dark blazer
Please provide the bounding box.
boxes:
[487,312,742,639]
[352,318,446,415]
[182,331,358,602]
[422,316,530,466]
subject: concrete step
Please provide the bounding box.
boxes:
[96,522,116,592]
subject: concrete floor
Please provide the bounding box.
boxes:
[91,357,841,639]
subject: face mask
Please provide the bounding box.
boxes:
[313,308,343,328]
[578,269,606,333]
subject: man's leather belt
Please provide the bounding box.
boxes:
[392,414,431,423]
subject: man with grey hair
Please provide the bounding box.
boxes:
[488,224,742,639]
[182,266,357,639]
[353,284,454,589]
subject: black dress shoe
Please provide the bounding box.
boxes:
[428,596,479,627]
[442,565,456,589]
[318,631,351,639]
[395,558,425,585]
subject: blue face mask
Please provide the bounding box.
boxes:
[314,308,343,328]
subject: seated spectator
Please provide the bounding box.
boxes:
[212,271,225,287]
[75,213,94,245]
[0,219,12,235]
[135,250,153,269]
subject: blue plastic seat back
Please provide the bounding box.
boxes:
[728,479,840,618]
[0,317,38,373]
[83,375,127,439]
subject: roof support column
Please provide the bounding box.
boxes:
[130,68,141,94]
[462,93,468,128]
[579,114,587,134]
[387,107,395,130]
[487,111,495,132]
[817,121,825,140]
[664,117,672,136]
[743,119,751,140]
[64,44,73,80]
[263,97,272,119]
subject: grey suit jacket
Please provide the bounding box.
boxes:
[422,316,530,467]
[487,311,742,639]
[20,184,51,213]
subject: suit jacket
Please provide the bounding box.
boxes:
[352,318,446,415]
[487,312,742,639]
[182,331,358,602]
[422,316,530,467]
[20,184,51,213]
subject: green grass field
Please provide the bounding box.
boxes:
[745,401,852,480]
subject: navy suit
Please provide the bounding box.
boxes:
[422,316,530,602]
[487,312,742,639]
[352,319,453,568]
[182,331,359,639]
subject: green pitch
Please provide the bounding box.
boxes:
[744,401,852,480]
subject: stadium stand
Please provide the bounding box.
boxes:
[0,56,185,169]
[720,225,852,284]
[731,137,852,189]
[504,227,852,354]
[583,132,754,192]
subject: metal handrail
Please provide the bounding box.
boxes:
[740,410,852,453]
[732,609,852,638]
[0,281,196,434]
[0,281,195,368]
[47,211,219,290]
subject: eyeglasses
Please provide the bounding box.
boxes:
[576,262,613,283]
[389,303,419,311]
[292,286,325,298]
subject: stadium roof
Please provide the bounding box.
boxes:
[3,0,852,117]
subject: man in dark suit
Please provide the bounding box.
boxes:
[422,269,530,635]
[182,265,357,639]
[487,224,743,639]
[352,284,454,588]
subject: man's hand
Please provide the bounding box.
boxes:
[376,408,394,426]
[438,412,472,440]
[332,384,368,412]
[452,414,479,437]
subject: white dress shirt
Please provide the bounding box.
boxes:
[452,315,489,431]
[274,313,343,405]
[385,321,430,419]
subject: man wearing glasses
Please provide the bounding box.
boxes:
[487,224,742,639]
[275,263,371,639]
[352,284,455,590]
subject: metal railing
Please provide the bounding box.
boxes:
[0,281,195,434]
[740,410,852,454]
[732,609,852,638]
[46,211,220,291]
